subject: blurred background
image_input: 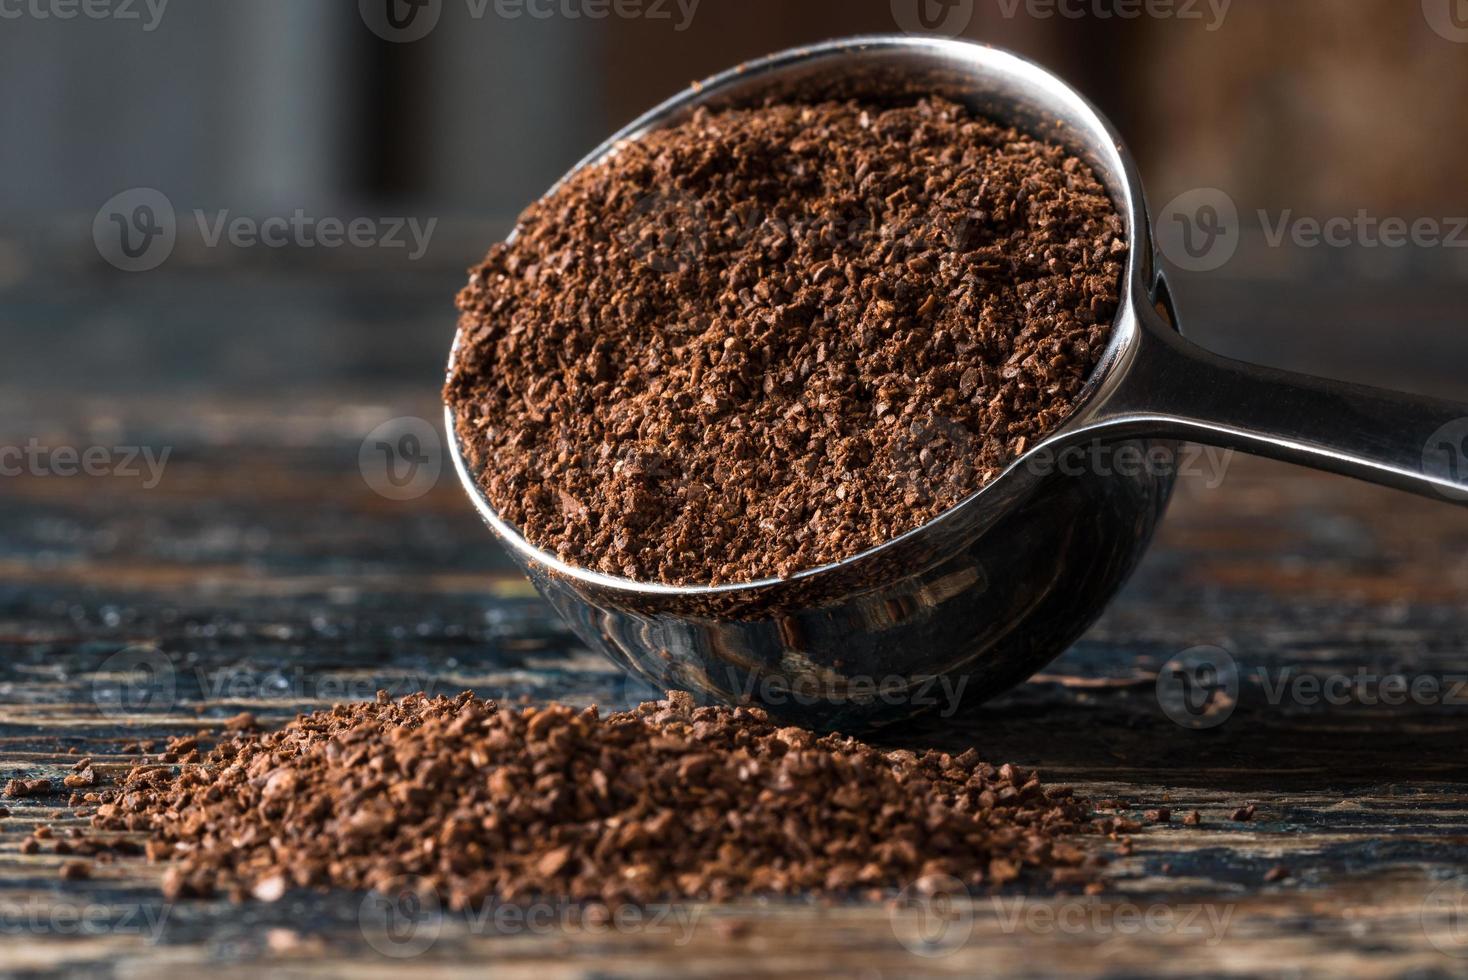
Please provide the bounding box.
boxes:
[3,0,1467,414]
[1,0,1466,553]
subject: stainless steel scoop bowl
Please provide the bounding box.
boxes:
[446,35,1468,729]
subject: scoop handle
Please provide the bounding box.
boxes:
[1089,306,1468,503]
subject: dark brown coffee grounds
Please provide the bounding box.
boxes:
[446,96,1125,585]
[89,692,1118,907]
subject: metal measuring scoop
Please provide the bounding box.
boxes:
[446,36,1468,729]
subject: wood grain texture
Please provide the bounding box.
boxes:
[3,431,1467,977]
[3,270,1468,977]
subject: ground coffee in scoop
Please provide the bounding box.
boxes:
[446,97,1125,585]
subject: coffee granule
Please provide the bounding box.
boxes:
[447,97,1125,585]
[92,692,1115,907]
[4,777,51,798]
[58,860,90,881]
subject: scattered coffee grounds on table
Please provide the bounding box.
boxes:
[90,692,1118,907]
[446,97,1126,585]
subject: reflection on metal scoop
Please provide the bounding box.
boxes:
[447,36,1468,729]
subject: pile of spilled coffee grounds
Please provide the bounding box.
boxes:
[446,96,1126,585]
[89,693,1117,908]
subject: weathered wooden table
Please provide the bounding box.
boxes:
[2,265,1467,977]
